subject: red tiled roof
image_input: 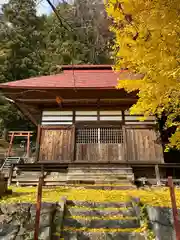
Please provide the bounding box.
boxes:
[61,64,112,70]
[0,67,139,90]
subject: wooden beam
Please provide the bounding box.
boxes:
[155,164,161,185]
[16,98,136,103]
[124,124,155,129]
[41,125,73,130]
[41,105,132,111]
[35,125,41,162]
[8,134,33,137]
[7,132,14,157]
[9,131,33,133]
[9,131,33,137]
[15,102,38,126]
[27,132,30,158]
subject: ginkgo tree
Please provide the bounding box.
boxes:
[106,0,180,150]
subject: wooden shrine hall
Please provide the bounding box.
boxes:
[0,65,167,185]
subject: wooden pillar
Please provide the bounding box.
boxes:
[72,125,76,162]
[35,125,41,162]
[27,132,30,158]
[122,110,125,124]
[122,126,128,162]
[155,164,161,185]
[8,165,14,186]
[34,176,44,240]
[7,132,14,157]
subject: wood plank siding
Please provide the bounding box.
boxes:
[125,127,164,162]
[39,127,75,162]
[75,127,124,162]
[38,110,163,163]
[76,143,123,162]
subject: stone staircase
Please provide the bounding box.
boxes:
[54,200,145,240]
[67,166,134,184]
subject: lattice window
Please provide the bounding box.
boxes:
[100,128,123,143]
[76,128,98,143]
[76,128,123,144]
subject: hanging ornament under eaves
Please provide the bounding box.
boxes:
[56,96,63,107]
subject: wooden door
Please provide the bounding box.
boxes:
[75,127,124,162]
[39,127,75,162]
[125,127,164,162]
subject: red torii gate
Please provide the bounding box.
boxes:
[7,131,33,157]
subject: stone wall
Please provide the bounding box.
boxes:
[0,201,178,239]
[0,202,63,240]
[147,206,177,240]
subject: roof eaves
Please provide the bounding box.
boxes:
[0,85,116,90]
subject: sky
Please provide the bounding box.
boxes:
[0,0,61,15]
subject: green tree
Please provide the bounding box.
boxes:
[106,0,180,150]
[45,0,113,66]
[0,0,46,134]
[0,0,46,83]
[0,0,114,135]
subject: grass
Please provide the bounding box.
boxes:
[1,186,180,208]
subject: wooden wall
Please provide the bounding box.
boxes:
[38,125,164,163]
[39,128,75,162]
[124,126,164,162]
[76,143,123,162]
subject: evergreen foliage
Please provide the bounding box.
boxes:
[0,0,112,135]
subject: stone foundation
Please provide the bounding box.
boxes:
[147,206,177,240]
[13,165,134,186]
[67,165,134,183]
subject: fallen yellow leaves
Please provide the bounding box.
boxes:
[62,226,142,233]
[66,215,137,220]
[1,186,180,208]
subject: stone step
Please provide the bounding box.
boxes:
[67,173,133,177]
[67,172,133,176]
[66,180,134,185]
[11,180,67,186]
[61,230,145,240]
[63,217,140,229]
[68,167,133,174]
[67,200,133,208]
[14,174,133,182]
[67,177,133,181]
[66,180,132,184]
[66,207,136,217]
[80,185,136,190]
[15,172,40,177]
[67,167,134,181]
